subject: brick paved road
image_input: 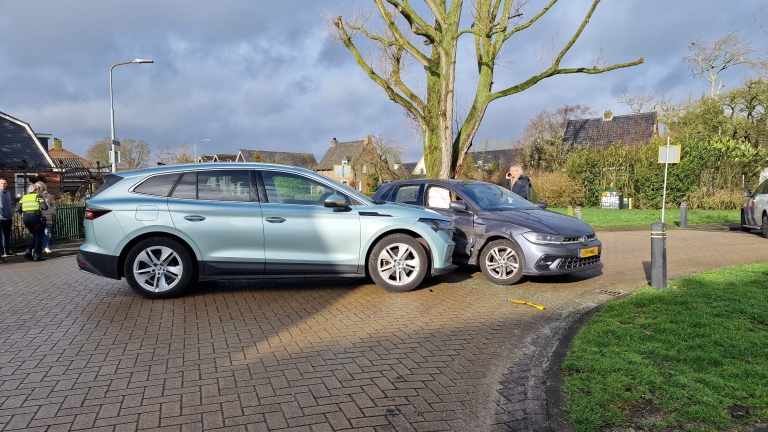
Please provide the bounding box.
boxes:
[0,229,765,431]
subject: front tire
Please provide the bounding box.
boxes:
[762,213,768,238]
[124,237,194,298]
[368,234,428,292]
[479,239,524,285]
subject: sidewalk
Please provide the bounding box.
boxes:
[1,240,84,263]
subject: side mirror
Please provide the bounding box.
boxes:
[449,201,468,212]
[535,201,548,209]
[744,190,753,198]
[324,194,349,209]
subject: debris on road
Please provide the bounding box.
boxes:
[504,298,546,310]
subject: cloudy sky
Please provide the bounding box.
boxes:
[1,0,766,163]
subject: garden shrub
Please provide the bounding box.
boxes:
[528,170,585,207]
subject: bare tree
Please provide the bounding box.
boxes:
[86,137,151,171]
[683,31,761,98]
[154,142,195,166]
[353,134,407,187]
[329,0,643,179]
[515,104,594,170]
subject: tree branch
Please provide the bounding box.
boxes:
[335,17,425,124]
[491,58,644,101]
[384,0,440,43]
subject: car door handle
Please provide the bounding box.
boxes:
[183,215,206,222]
[265,217,286,223]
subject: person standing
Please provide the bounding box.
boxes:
[16,184,48,261]
[502,164,534,202]
[36,182,56,254]
[0,178,14,257]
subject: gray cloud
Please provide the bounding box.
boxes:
[1,0,766,164]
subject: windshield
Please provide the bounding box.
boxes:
[459,183,538,210]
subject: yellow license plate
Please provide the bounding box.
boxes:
[579,247,598,258]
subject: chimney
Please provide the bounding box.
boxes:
[331,138,338,147]
[603,110,613,121]
[363,135,370,144]
[53,138,63,151]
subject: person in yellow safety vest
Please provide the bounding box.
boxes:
[15,184,48,261]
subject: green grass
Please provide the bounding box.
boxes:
[548,207,740,229]
[562,263,768,431]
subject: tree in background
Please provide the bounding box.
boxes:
[683,31,763,99]
[719,78,768,147]
[353,135,406,191]
[154,142,194,165]
[330,0,643,179]
[86,137,151,171]
[515,104,594,171]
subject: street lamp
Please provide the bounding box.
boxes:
[193,138,211,163]
[110,59,154,173]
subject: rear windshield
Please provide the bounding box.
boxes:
[89,174,124,199]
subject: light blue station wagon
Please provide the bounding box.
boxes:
[77,163,456,298]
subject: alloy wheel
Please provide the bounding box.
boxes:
[377,243,421,286]
[132,246,184,293]
[484,245,520,279]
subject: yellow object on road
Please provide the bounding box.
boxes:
[504,298,546,310]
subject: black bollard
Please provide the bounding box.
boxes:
[651,222,667,289]
[679,201,688,229]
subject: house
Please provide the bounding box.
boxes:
[236,150,317,169]
[563,111,658,149]
[48,138,95,196]
[196,155,215,163]
[316,137,375,192]
[0,110,60,199]
[212,153,237,162]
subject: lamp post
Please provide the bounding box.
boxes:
[193,138,211,163]
[110,59,153,173]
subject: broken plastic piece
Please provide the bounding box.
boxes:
[504,298,545,310]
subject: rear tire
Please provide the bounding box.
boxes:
[762,213,768,238]
[368,234,428,292]
[124,237,194,298]
[479,239,524,285]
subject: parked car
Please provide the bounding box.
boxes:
[77,163,456,298]
[371,179,602,285]
[741,178,768,237]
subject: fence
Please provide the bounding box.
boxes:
[7,204,86,250]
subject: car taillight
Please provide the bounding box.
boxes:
[85,209,112,220]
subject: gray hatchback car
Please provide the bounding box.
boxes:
[77,163,456,298]
[372,179,602,285]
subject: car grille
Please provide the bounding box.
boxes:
[558,255,601,270]
[562,233,597,243]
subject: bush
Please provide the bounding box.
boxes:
[686,189,746,210]
[528,170,585,207]
[563,136,766,209]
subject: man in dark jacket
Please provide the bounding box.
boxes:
[502,164,533,202]
[0,178,14,257]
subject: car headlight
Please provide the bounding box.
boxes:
[418,218,453,232]
[522,231,564,244]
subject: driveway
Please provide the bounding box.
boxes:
[0,229,765,431]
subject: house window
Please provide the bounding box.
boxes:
[341,180,349,185]
[362,164,367,174]
[14,173,37,198]
[357,181,362,191]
